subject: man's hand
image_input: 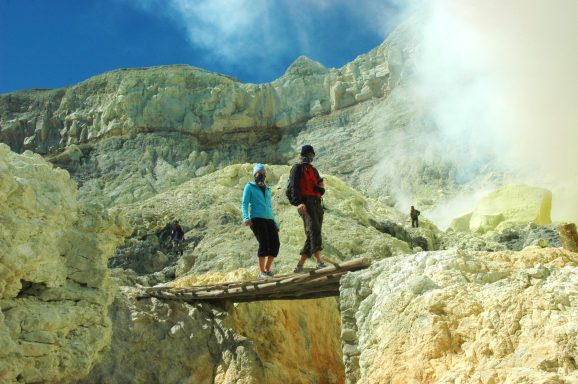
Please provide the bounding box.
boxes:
[244,220,252,226]
[297,203,307,215]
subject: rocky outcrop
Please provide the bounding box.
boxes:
[340,247,578,384]
[493,223,562,250]
[0,144,129,383]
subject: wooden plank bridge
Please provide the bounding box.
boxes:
[137,258,371,303]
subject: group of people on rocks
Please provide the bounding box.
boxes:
[242,144,422,279]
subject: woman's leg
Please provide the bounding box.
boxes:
[265,256,274,272]
[250,219,267,273]
[258,256,266,273]
[265,220,280,273]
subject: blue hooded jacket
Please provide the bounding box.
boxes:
[241,182,278,228]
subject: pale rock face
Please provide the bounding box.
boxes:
[340,247,578,384]
[82,278,344,384]
[450,184,552,234]
[0,144,129,383]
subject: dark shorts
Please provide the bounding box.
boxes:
[300,196,324,257]
[250,218,280,257]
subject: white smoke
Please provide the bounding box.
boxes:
[410,0,578,225]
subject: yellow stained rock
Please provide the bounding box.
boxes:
[450,184,552,233]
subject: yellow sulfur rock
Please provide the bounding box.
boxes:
[450,184,552,234]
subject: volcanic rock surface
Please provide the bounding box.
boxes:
[0,144,128,383]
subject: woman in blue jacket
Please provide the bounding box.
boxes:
[242,163,280,279]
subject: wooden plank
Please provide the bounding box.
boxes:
[144,275,343,302]
[141,276,337,301]
[136,257,371,303]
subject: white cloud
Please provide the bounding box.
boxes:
[125,0,406,76]
[168,0,278,61]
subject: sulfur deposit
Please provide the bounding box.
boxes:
[0,144,129,383]
[341,247,578,384]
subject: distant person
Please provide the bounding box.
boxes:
[171,220,185,255]
[287,145,326,272]
[410,206,420,228]
[157,222,173,248]
[242,163,280,279]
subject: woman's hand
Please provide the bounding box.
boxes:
[244,220,252,226]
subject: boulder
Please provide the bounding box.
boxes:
[0,144,129,383]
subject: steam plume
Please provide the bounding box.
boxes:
[412,0,578,224]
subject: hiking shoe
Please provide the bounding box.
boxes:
[258,272,269,279]
[265,271,274,277]
[293,264,304,273]
[316,261,326,270]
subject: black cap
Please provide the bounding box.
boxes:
[300,144,315,156]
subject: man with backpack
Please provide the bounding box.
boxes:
[286,145,327,272]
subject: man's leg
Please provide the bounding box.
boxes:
[295,208,313,271]
[309,199,324,268]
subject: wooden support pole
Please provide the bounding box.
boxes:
[558,223,578,252]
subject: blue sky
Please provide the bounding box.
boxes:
[0,0,404,94]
